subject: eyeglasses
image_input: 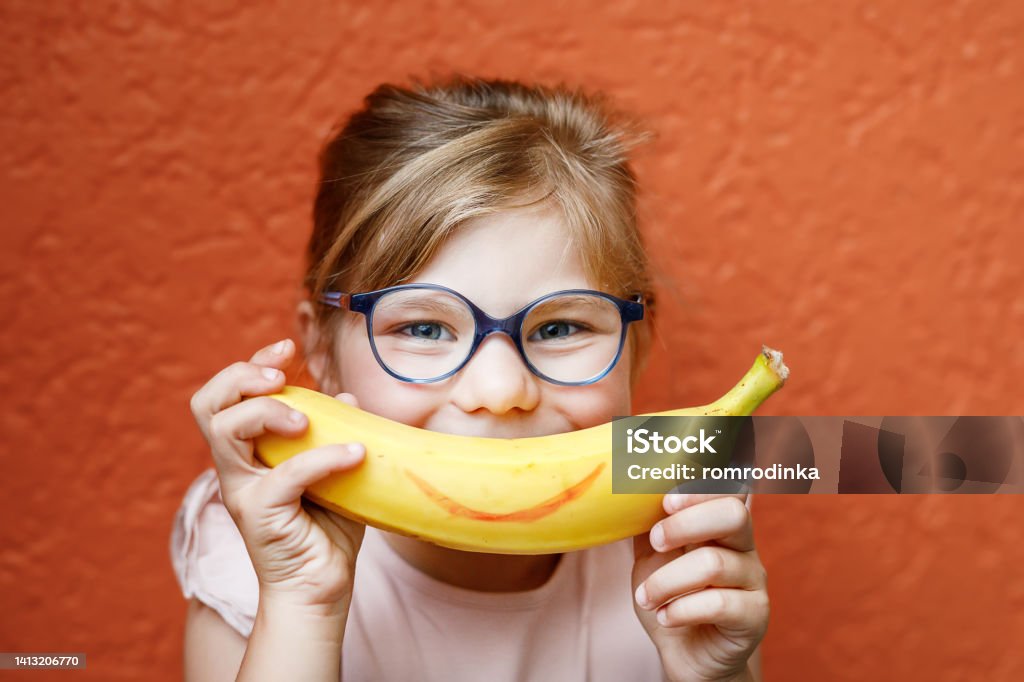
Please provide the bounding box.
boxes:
[317,283,644,386]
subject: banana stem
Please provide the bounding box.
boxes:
[707,345,789,415]
[651,346,789,418]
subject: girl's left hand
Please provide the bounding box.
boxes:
[631,493,769,682]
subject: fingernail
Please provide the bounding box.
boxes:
[650,523,665,551]
[657,608,669,626]
[666,493,688,513]
[635,584,649,609]
[347,443,365,457]
[262,367,281,381]
[272,339,288,355]
[288,409,305,424]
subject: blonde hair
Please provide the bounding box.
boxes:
[303,74,658,389]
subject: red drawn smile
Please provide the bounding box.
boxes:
[405,463,606,522]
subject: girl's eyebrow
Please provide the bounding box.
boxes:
[387,292,608,318]
[389,298,467,317]
[532,295,606,310]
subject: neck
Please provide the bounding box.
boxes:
[382,532,563,592]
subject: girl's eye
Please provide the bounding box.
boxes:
[529,320,586,342]
[398,321,453,341]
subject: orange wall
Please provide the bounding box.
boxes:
[2,2,1022,680]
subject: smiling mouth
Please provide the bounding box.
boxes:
[404,463,606,522]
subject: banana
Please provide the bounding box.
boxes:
[253,346,788,554]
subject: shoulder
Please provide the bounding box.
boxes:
[170,468,259,639]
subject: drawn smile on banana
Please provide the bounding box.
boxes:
[404,463,606,522]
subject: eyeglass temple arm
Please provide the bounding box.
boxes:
[318,291,351,309]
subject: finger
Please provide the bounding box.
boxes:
[206,395,310,480]
[192,338,294,424]
[636,546,766,611]
[257,443,366,509]
[191,357,289,439]
[632,531,678,596]
[663,492,747,515]
[650,496,754,553]
[333,392,361,409]
[655,587,770,635]
[248,338,295,366]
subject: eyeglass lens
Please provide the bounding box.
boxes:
[368,288,624,383]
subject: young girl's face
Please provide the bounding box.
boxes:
[327,201,634,437]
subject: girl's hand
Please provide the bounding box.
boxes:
[189,338,367,610]
[631,494,769,682]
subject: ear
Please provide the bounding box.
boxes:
[296,300,338,394]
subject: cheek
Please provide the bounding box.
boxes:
[550,369,633,430]
[336,332,440,425]
[594,348,634,415]
[334,322,385,395]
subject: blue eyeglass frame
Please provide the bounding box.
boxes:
[317,283,645,386]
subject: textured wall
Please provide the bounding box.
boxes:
[1,1,1022,680]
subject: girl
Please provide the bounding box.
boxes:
[173,75,768,681]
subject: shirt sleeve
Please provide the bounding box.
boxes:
[169,468,258,638]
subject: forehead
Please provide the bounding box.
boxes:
[410,202,598,316]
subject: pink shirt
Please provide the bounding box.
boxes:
[171,468,746,681]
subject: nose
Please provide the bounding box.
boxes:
[450,331,540,415]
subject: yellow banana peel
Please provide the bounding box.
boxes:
[254,346,788,554]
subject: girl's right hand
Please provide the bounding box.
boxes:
[189,338,367,610]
